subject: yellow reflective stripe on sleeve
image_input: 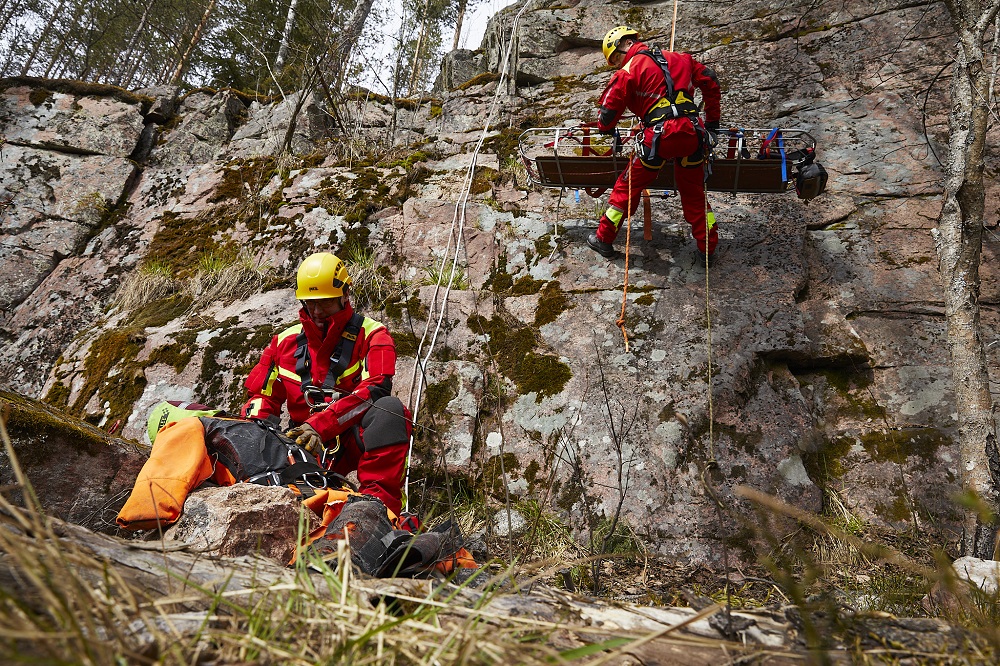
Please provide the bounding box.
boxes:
[246,397,264,416]
[276,324,302,343]
[606,206,624,229]
[261,365,280,396]
[278,367,301,382]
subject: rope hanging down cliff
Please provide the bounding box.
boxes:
[402,0,536,513]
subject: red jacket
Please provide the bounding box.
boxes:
[597,41,721,132]
[241,303,397,441]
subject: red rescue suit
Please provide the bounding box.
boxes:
[242,303,410,514]
[596,40,722,254]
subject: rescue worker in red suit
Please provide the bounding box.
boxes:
[588,26,722,260]
[241,252,411,516]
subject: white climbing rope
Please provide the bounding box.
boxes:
[402,0,535,511]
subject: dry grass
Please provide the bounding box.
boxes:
[344,246,401,310]
[112,261,180,312]
[183,249,275,309]
[0,411,619,665]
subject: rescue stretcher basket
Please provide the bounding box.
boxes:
[518,125,827,200]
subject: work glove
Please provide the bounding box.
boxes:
[286,423,323,453]
[704,120,720,148]
[599,127,623,153]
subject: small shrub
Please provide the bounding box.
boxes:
[421,259,469,290]
[343,246,402,309]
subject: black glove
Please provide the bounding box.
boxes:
[704,120,720,147]
[611,128,623,154]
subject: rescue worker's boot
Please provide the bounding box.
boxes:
[587,232,616,258]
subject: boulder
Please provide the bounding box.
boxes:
[163,484,317,563]
[133,85,182,125]
[0,82,145,157]
[227,91,330,158]
[0,389,146,534]
[148,89,247,167]
[434,49,487,92]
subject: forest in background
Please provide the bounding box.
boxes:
[0,0,487,96]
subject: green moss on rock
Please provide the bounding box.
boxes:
[534,281,572,326]
[468,313,571,401]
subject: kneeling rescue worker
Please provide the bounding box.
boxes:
[589,26,722,260]
[242,252,411,516]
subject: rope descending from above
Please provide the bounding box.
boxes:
[402,0,537,513]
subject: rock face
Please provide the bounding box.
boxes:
[0,0,988,564]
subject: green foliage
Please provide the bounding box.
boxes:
[421,259,469,290]
[344,246,397,310]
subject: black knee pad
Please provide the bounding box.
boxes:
[360,396,410,451]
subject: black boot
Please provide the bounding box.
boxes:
[587,233,616,258]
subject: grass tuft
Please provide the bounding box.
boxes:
[184,249,275,308]
[112,261,180,312]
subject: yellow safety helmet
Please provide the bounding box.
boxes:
[295,252,351,299]
[602,26,640,65]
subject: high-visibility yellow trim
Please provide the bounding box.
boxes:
[247,398,264,416]
[706,210,717,231]
[278,367,301,382]
[262,365,279,396]
[335,317,385,383]
[606,206,624,229]
[277,324,302,343]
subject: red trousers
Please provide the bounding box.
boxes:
[330,431,408,516]
[596,121,717,254]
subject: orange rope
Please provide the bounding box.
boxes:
[669,0,680,51]
[617,159,633,352]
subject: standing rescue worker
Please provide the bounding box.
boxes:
[588,26,722,260]
[242,252,411,516]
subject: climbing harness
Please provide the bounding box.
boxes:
[294,312,366,412]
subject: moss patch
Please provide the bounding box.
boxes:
[453,72,501,91]
[28,87,52,106]
[147,329,199,373]
[210,157,278,202]
[423,375,460,419]
[534,280,572,326]
[43,381,71,409]
[858,427,950,469]
[2,389,112,455]
[0,76,153,110]
[197,319,276,412]
[468,313,571,401]
[480,452,522,496]
[802,435,855,485]
[72,330,147,428]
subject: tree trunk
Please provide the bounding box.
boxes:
[452,0,467,50]
[407,0,432,94]
[170,0,216,85]
[938,0,1000,559]
[20,0,67,76]
[326,0,376,90]
[276,0,300,72]
[114,0,157,87]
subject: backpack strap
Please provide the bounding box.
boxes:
[294,312,366,393]
[638,48,700,125]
